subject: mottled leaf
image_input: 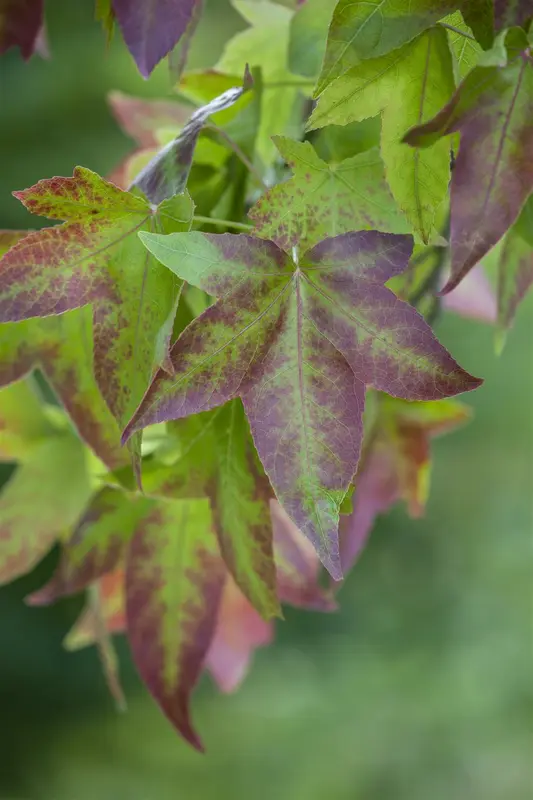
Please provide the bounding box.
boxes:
[288,0,337,79]
[131,70,252,204]
[64,568,126,650]
[249,137,408,252]
[309,28,456,243]
[339,395,470,575]
[0,434,92,585]
[206,576,272,693]
[126,498,225,750]
[404,56,533,292]
[316,0,456,94]
[128,230,481,578]
[27,487,151,604]
[0,308,128,470]
[497,194,533,331]
[0,171,194,434]
[108,92,189,148]
[111,0,201,78]
[0,0,43,58]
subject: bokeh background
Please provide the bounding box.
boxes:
[1,1,532,798]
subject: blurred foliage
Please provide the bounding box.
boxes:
[0,1,532,798]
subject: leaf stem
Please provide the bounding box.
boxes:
[263,80,315,88]
[206,123,268,190]
[438,22,476,41]
[193,215,253,232]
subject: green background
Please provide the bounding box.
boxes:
[1,1,532,797]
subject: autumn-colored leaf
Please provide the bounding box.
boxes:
[249,137,408,253]
[403,55,533,292]
[206,576,272,693]
[0,434,93,585]
[309,28,456,243]
[125,498,225,751]
[494,0,533,32]
[316,0,457,94]
[108,92,189,148]
[111,0,202,78]
[0,172,194,436]
[128,230,481,578]
[27,487,151,604]
[339,395,471,576]
[0,0,43,59]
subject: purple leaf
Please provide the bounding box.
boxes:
[0,0,43,59]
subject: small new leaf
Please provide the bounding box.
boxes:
[127,230,481,579]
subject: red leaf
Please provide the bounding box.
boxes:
[0,0,43,59]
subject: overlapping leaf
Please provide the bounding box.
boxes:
[0,433,92,584]
[0,0,43,59]
[309,27,456,243]
[316,0,457,94]
[0,172,194,439]
[111,0,201,78]
[128,229,481,578]
[288,0,338,79]
[495,0,533,32]
[404,52,533,292]
[339,395,470,575]
[249,137,408,252]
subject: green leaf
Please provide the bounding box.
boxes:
[288,0,338,79]
[316,0,456,94]
[249,136,408,252]
[125,498,225,751]
[0,172,194,434]
[497,195,533,334]
[0,434,92,585]
[442,11,482,80]
[130,230,481,578]
[216,0,302,165]
[310,27,456,243]
[0,379,55,462]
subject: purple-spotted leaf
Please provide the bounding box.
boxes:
[0,172,194,436]
[127,230,481,578]
[206,575,272,693]
[130,68,252,205]
[404,56,533,293]
[339,395,471,576]
[125,498,225,750]
[249,138,408,253]
[0,0,43,58]
[111,0,202,78]
[0,434,93,585]
[497,194,533,332]
[0,308,128,470]
[27,487,151,605]
[0,379,55,462]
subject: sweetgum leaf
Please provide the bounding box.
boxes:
[316,0,457,94]
[497,194,533,332]
[0,308,128,470]
[339,395,470,575]
[27,487,151,605]
[0,171,194,435]
[64,568,126,650]
[249,137,409,253]
[0,379,55,462]
[309,27,456,243]
[404,56,533,292]
[128,230,481,578]
[111,0,201,78]
[0,0,43,58]
[131,70,252,204]
[442,265,497,323]
[206,575,273,693]
[0,434,92,585]
[495,0,533,32]
[288,0,338,79]
[442,11,482,79]
[125,498,225,751]
[216,0,300,166]
[108,92,189,148]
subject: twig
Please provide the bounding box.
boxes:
[194,215,253,232]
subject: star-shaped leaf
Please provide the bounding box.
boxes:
[0,171,194,438]
[404,54,533,292]
[309,28,456,243]
[127,229,481,579]
[249,137,409,253]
